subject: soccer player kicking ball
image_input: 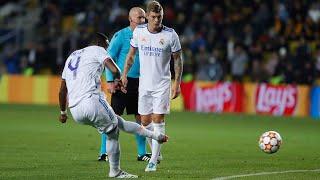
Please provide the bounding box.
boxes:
[58,32,168,178]
[122,1,183,172]
[99,7,152,163]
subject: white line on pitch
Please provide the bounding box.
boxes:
[212,169,320,180]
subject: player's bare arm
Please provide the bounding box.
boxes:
[59,80,68,123]
[106,62,117,93]
[121,46,137,88]
[171,50,183,99]
[104,57,121,79]
[104,58,127,93]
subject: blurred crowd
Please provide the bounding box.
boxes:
[0,0,320,85]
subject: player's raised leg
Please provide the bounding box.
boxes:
[117,115,168,143]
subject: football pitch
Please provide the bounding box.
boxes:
[1,104,320,179]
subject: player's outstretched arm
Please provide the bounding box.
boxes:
[59,80,68,123]
[171,50,183,99]
[121,46,137,88]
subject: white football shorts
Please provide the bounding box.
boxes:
[138,86,170,115]
[69,93,118,134]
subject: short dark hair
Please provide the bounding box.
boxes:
[96,32,109,45]
[146,1,162,13]
[94,32,109,48]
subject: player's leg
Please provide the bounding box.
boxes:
[105,127,120,177]
[145,114,165,172]
[145,88,170,172]
[106,127,138,178]
[116,115,167,143]
[97,92,125,161]
[69,94,133,177]
[96,95,138,178]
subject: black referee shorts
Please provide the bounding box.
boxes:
[111,77,139,115]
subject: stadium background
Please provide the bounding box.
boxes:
[1,0,320,118]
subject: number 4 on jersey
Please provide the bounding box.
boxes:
[68,56,80,79]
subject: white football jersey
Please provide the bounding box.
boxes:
[62,45,110,108]
[131,24,181,91]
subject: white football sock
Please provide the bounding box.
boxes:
[150,122,165,164]
[107,137,121,177]
[144,122,154,150]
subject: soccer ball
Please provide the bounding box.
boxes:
[258,131,282,154]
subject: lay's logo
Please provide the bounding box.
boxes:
[193,82,243,113]
[255,83,298,116]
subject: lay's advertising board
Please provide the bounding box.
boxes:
[181,81,243,113]
[244,83,309,117]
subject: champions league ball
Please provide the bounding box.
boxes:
[259,131,282,154]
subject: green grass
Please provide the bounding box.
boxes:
[1,104,320,179]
